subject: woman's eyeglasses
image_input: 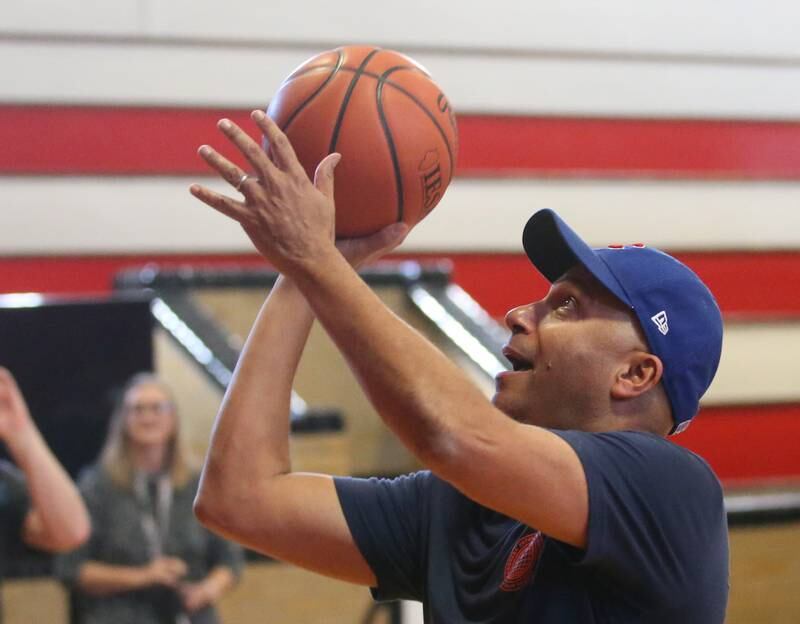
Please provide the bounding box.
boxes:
[125,401,174,415]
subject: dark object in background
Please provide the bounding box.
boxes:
[0,295,153,577]
[0,295,153,477]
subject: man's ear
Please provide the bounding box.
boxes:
[611,352,664,400]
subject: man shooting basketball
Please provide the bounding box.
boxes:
[191,111,729,623]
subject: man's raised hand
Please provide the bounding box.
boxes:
[190,111,340,275]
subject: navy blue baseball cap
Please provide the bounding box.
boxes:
[522,209,723,434]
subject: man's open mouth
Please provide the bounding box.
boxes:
[502,346,534,372]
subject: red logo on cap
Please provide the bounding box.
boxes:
[607,243,647,249]
[500,531,544,592]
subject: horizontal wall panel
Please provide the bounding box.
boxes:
[703,322,800,406]
[3,41,800,118]
[416,180,800,252]
[4,1,800,61]
[2,1,142,35]
[2,177,800,254]
[0,177,247,253]
[4,107,800,179]
[0,41,306,109]
[154,1,800,60]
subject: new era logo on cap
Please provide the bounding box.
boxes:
[651,311,669,335]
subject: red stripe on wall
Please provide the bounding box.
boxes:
[0,107,253,176]
[677,404,800,483]
[0,254,267,296]
[1,251,799,317]
[458,116,800,179]
[446,251,800,319]
[3,105,800,178]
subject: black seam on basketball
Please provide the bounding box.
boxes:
[344,67,456,183]
[283,64,333,84]
[376,67,456,190]
[282,64,431,83]
[328,48,382,155]
[279,59,345,86]
[280,51,344,134]
[375,70,405,223]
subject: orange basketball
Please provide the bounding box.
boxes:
[266,46,458,237]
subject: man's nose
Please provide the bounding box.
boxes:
[504,302,538,334]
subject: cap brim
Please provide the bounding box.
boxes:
[522,209,631,306]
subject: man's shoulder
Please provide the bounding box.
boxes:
[554,429,723,499]
[556,428,714,465]
[551,430,728,614]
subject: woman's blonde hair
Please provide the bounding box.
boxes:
[100,372,195,489]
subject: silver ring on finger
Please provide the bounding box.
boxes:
[235,173,256,192]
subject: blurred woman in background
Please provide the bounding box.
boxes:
[56,372,243,624]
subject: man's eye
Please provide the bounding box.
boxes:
[558,296,576,310]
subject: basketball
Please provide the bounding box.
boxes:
[266,46,458,237]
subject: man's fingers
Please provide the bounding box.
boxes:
[336,222,410,268]
[381,222,411,246]
[313,153,342,200]
[216,118,280,184]
[189,184,252,224]
[197,144,258,194]
[364,222,410,254]
[251,110,308,179]
[367,222,410,249]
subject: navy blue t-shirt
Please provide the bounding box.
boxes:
[335,430,729,623]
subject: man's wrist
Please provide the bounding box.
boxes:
[289,244,350,293]
[284,241,341,282]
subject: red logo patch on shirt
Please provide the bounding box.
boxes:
[500,531,544,592]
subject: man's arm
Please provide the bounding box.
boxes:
[0,368,90,552]
[194,276,374,584]
[292,252,589,547]
[192,149,407,584]
[192,113,589,548]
